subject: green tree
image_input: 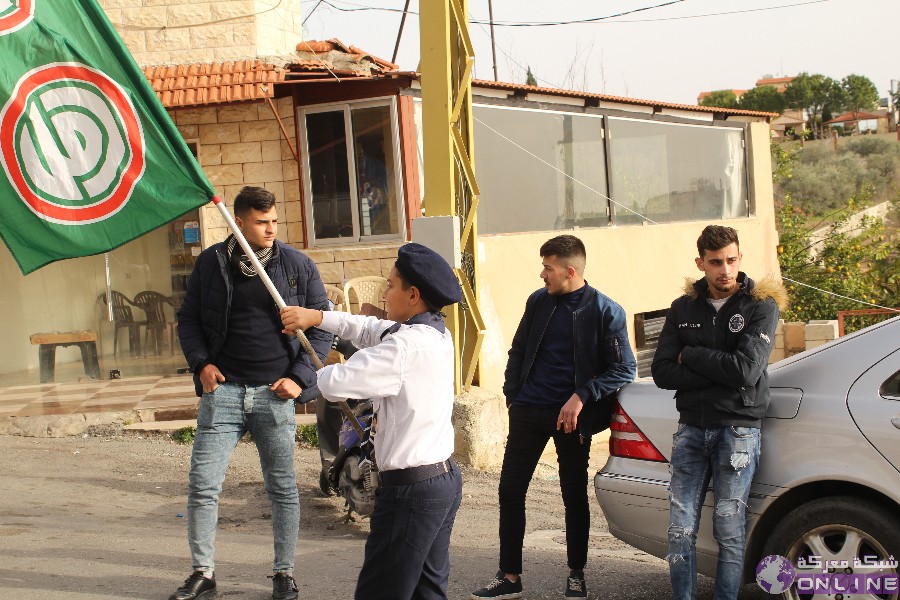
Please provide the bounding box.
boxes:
[777,191,899,327]
[841,74,880,130]
[784,73,844,138]
[525,66,537,86]
[699,89,738,109]
[739,86,786,114]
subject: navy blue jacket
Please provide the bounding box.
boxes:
[651,273,786,427]
[504,283,637,434]
[177,239,332,402]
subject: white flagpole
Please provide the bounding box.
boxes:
[212,197,364,436]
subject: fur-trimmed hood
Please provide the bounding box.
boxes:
[682,272,789,312]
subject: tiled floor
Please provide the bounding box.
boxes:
[0,374,197,418]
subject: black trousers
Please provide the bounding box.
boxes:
[498,404,592,575]
[354,462,463,600]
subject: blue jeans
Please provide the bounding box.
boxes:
[354,463,463,599]
[667,424,760,600]
[187,383,299,573]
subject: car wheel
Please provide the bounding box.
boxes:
[761,496,900,600]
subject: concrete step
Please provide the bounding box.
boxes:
[124,414,317,433]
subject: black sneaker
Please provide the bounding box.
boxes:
[271,572,299,600]
[471,571,524,599]
[565,570,587,598]
[168,571,216,600]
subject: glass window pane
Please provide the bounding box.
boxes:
[0,217,193,387]
[473,105,608,235]
[608,118,747,225]
[351,105,399,237]
[306,111,354,240]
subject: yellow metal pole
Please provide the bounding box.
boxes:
[419,0,484,392]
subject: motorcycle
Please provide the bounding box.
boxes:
[320,336,379,518]
[328,398,378,517]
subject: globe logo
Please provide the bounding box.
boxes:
[756,554,797,594]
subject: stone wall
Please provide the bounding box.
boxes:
[167,96,303,246]
[99,0,303,66]
[769,319,839,363]
[303,245,402,287]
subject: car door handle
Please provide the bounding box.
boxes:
[892,418,900,430]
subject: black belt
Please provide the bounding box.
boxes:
[380,458,454,487]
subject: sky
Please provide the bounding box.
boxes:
[300,0,897,106]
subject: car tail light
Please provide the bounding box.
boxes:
[609,401,667,462]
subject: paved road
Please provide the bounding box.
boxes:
[0,434,766,599]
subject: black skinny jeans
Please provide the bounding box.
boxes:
[498,404,592,575]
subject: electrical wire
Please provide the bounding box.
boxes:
[781,277,900,312]
[111,0,284,31]
[302,0,326,26]
[318,0,832,27]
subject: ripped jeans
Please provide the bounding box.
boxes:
[667,424,760,600]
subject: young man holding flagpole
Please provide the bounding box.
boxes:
[173,186,332,600]
[281,243,464,600]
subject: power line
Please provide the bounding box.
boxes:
[319,0,832,27]
[302,0,326,26]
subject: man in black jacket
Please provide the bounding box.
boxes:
[472,235,636,599]
[651,225,786,600]
[171,186,331,600]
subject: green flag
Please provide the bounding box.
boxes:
[0,0,215,274]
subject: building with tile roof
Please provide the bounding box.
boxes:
[1,7,781,396]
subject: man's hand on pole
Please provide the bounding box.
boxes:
[281,306,323,334]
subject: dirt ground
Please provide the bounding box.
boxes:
[0,429,765,599]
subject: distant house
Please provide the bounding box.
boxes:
[696,89,748,105]
[755,75,794,93]
[825,110,889,134]
[699,75,808,138]
[771,110,807,139]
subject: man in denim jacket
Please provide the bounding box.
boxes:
[472,235,636,599]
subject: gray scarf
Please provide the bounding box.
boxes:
[226,235,273,278]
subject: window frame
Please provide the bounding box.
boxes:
[605,115,751,226]
[299,96,406,247]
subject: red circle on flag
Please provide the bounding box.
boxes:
[0,63,145,223]
[0,0,35,36]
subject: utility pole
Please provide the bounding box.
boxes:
[391,0,411,65]
[488,0,498,81]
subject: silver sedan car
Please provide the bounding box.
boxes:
[595,316,900,599]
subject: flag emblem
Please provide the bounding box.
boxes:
[0,0,35,36]
[0,62,145,224]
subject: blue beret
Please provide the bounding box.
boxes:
[395,243,462,309]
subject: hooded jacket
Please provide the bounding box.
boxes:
[177,239,332,402]
[651,273,787,428]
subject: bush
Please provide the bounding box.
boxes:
[297,424,319,448]
[172,426,196,444]
[776,139,900,215]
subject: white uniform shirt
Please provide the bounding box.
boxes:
[316,311,456,471]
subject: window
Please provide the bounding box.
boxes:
[607,117,748,225]
[881,369,900,399]
[300,99,405,245]
[472,104,608,234]
[634,309,668,378]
